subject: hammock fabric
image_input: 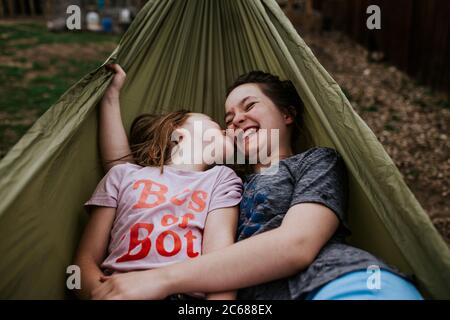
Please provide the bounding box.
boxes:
[0,0,449,299]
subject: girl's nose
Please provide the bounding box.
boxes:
[232,111,246,128]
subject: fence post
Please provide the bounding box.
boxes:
[18,0,25,16]
[44,0,54,19]
[7,0,14,17]
[29,0,36,16]
[306,0,313,15]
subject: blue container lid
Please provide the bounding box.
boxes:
[101,17,113,32]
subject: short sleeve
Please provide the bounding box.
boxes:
[208,166,243,212]
[84,164,128,212]
[289,148,349,230]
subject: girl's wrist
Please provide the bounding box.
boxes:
[103,90,120,101]
[158,266,181,297]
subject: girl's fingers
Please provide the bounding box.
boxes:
[117,67,126,77]
[113,64,125,75]
[105,293,121,300]
[106,64,124,74]
[110,64,120,72]
[100,275,112,282]
[102,286,120,300]
[92,282,113,300]
[91,284,104,299]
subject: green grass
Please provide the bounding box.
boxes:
[0,22,119,158]
[0,124,30,138]
[0,65,26,79]
[31,61,46,71]
[0,23,119,48]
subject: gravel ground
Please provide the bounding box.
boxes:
[302,31,450,245]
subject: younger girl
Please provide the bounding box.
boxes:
[74,66,242,300]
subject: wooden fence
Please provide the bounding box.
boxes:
[313,0,450,96]
[0,0,44,17]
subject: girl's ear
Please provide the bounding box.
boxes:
[283,106,296,125]
[284,114,294,125]
[171,128,184,145]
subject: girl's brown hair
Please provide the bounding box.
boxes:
[128,109,191,172]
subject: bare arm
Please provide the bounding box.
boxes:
[100,64,134,172]
[73,206,116,299]
[164,203,338,294]
[93,203,339,299]
[202,206,239,300]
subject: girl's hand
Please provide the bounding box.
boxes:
[105,64,127,96]
[90,269,170,300]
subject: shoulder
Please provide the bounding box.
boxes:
[213,165,243,184]
[284,147,343,168]
[106,162,143,178]
[288,147,342,164]
[282,147,346,179]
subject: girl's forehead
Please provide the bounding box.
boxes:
[186,113,219,127]
[188,113,212,121]
[226,84,264,108]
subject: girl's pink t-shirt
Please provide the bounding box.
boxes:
[84,163,242,273]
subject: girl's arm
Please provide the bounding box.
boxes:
[100,64,135,172]
[201,206,239,300]
[93,202,339,299]
[73,206,116,299]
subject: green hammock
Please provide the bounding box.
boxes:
[0,0,449,299]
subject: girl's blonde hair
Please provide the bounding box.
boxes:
[128,109,191,172]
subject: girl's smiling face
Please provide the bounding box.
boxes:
[224,83,294,162]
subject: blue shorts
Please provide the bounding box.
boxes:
[305,269,423,300]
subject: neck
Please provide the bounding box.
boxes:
[168,144,209,172]
[167,155,208,172]
[254,145,293,173]
[166,163,208,172]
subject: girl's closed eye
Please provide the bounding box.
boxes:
[245,102,257,111]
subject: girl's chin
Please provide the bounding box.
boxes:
[247,137,269,153]
[242,145,266,162]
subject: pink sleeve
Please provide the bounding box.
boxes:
[84,164,127,212]
[208,166,243,212]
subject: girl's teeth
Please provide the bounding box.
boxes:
[244,128,257,138]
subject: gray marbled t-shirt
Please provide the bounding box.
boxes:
[236,147,398,300]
